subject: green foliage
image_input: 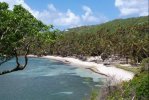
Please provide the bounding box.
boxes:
[0,2,55,57]
[0,2,45,56]
[51,16,149,63]
[107,72,149,100]
[0,2,55,72]
[141,57,149,72]
[134,72,149,99]
[89,89,99,100]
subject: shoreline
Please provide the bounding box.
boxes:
[28,55,134,83]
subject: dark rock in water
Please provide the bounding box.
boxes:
[64,60,70,64]
[103,62,110,65]
[77,55,87,61]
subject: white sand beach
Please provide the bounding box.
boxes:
[28,55,134,83]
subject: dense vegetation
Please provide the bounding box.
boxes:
[51,16,149,64]
[89,58,149,100]
[0,2,55,75]
[106,58,149,100]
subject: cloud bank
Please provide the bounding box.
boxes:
[1,0,147,29]
[0,0,107,29]
[115,0,148,16]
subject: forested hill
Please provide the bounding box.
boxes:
[51,16,149,63]
[66,16,148,34]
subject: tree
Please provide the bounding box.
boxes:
[0,2,54,75]
[51,15,148,65]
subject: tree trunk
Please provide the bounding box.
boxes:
[14,49,20,68]
[0,46,29,75]
[126,56,129,64]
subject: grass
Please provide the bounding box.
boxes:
[115,64,141,74]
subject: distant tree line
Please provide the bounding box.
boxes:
[50,16,149,64]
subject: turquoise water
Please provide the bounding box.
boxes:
[0,57,106,100]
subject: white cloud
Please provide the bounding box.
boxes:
[81,5,108,25]
[0,0,39,17]
[82,6,98,22]
[115,0,148,16]
[54,9,81,26]
[0,0,108,29]
[48,4,56,12]
[36,5,81,27]
[37,5,108,27]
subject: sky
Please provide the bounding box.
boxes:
[0,0,148,30]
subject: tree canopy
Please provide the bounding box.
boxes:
[51,16,149,63]
[0,2,55,75]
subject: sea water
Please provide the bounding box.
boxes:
[0,57,106,100]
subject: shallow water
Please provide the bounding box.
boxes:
[0,57,106,100]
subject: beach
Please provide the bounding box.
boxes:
[28,55,134,83]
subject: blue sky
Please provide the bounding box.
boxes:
[25,0,119,18]
[0,0,148,30]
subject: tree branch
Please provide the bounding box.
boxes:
[0,45,30,75]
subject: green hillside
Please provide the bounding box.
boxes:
[51,16,149,64]
[66,16,148,34]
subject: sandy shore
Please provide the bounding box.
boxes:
[28,55,134,83]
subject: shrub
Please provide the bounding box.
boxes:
[141,58,149,72]
[134,72,149,99]
[106,72,149,100]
